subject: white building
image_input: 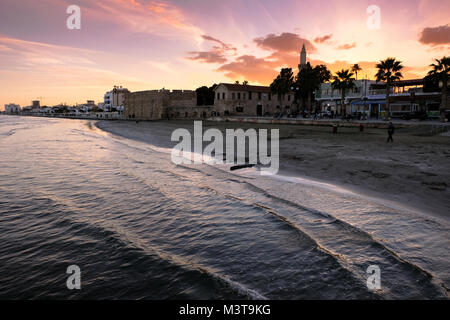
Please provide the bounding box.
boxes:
[4,103,21,114]
[97,102,105,110]
[104,86,129,112]
[78,100,96,112]
[316,79,378,114]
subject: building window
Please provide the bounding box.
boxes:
[217,92,220,100]
[269,93,272,101]
[243,93,246,100]
[236,106,244,112]
[249,92,252,100]
[258,92,262,100]
[238,92,241,99]
[288,95,291,101]
[232,93,235,99]
[222,92,225,99]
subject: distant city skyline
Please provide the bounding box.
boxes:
[0,0,449,109]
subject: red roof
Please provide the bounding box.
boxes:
[217,83,271,93]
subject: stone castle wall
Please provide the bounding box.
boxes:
[124,90,197,120]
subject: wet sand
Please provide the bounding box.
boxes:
[96,120,450,221]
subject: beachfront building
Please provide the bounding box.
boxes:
[213,44,304,117]
[317,78,446,119]
[316,79,378,115]
[124,89,200,120]
[32,100,40,109]
[213,83,296,117]
[104,86,130,112]
[360,79,443,119]
[335,79,442,119]
[78,100,97,112]
[4,103,21,114]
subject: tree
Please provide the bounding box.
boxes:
[296,64,315,113]
[332,69,355,116]
[375,57,403,118]
[295,64,331,114]
[423,73,440,93]
[195,84,217,106]
[428,56,449,122]
[270,68,294,108]
[352,64,362,80]
[313,64,332,113]
[315,64,332,83]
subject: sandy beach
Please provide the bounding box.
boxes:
[1,116,449,299]
[96,120,450,221]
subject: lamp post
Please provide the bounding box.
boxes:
[291,86,300,116]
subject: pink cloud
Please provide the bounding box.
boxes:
[254,32,316,53]
[201,35,236,51]
[419,24,450,46]
[336,42,356,50]
[187,34,237,64]
[88,0,203,38]
[212,32,317,83]
[187,51,227,64]
[217,55,279,84]
[314,34,333,44]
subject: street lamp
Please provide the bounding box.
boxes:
[291,86,300,113]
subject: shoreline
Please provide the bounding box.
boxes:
[95,119,450,221]
[2,113,450,130]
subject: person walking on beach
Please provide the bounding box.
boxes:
[387,122,395,143]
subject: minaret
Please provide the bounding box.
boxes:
[299,43,307,71]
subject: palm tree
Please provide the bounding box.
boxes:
[351,64,362,80]
[428,56,449,122]
[375,58,403,119]
[332,69,355,116]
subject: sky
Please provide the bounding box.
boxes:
[0,0,449,108]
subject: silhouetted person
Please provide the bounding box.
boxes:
[387,122,395,143]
